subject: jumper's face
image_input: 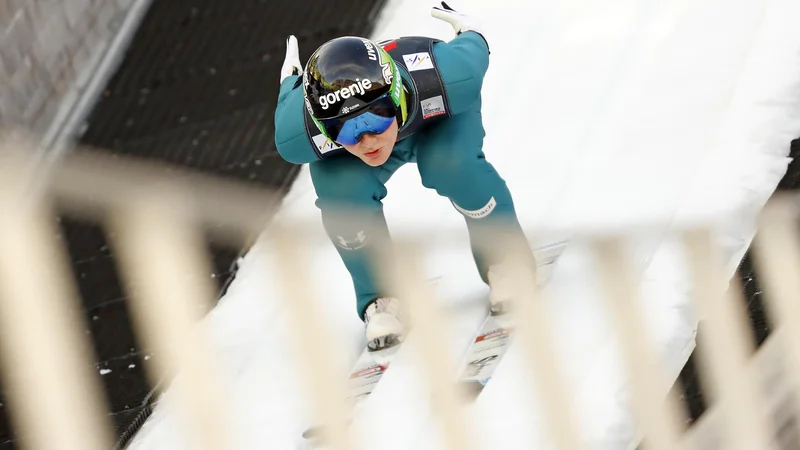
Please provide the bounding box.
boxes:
[340,119,399,167]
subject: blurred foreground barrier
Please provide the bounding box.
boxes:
[0,128,798,450]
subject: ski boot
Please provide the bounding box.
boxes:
[364,297,406,364]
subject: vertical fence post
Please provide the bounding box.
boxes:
[379,238,477,450]
[683,228,775,450]
[0,149,115,450]
[502,237,588,450]
[593,237,686,450]
[271,225,358,450]
[109,189,235,450]
[752,197,800,435]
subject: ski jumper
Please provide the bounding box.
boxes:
[274,32,527,319]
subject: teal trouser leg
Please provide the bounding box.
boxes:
[415,109,529,282]
[309,153,406,320]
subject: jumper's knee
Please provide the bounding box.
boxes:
[417,145,474,194]
[416,110,488,199]
[415,114,516,226]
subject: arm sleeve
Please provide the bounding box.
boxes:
[273,75,318,165]
[432,31,491,115]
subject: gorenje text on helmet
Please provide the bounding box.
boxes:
[319,78,372,110]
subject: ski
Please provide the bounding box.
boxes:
[454,239,567,401]
[454,311,516,401]
[300,278,447,447]
[300,343,399,443]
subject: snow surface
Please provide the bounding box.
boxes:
[128,0,800,449]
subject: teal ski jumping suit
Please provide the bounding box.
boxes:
[274,31,528,320]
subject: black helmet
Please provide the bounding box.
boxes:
[303,36,406,125]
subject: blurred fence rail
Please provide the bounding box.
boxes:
[0,128,799,450]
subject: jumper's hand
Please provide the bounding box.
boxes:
[280,35,303,84]
[431,2,485,37]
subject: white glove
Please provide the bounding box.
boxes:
[280,35,303,85]
[431,1,485,37]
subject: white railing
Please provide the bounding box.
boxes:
[0,127,798,450]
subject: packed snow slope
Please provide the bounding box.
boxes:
[129,0,800,449]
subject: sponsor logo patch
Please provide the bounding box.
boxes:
[475,328,513,343]
[403,52,434,71]
[361,38,377,61]
[379,50,393,86]
[311,134,343,155]
[340,104,361,115]
[336,230,368,251]
[452,197,497,219]
[421,95,446,119]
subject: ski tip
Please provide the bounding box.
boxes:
[430,381,487,406]
[302,426,322,439]
[302,418,355,440]
[457,380,487,402]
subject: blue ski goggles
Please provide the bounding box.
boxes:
[319,94,398,146]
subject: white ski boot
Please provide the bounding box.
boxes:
[364,297,406,353]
